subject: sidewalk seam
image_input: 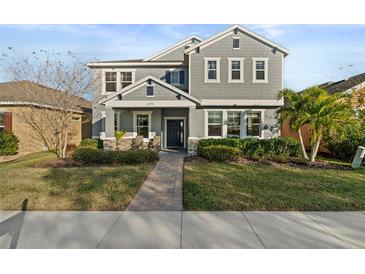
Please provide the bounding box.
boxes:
[241,211,266,249]
[95,212,124,248]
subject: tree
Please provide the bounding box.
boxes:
[1,49,96,157]
[300,87,354,162]
[114,130,127,150]
[277,89,309,160]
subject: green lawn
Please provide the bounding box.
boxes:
[0,152,153,210]
[184,159,365,211]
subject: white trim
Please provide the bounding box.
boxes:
[203,109,265,139]
[185,25,289,56]
[188,55,191,94]
[252,58,269,83]
[204,57,221,83]
[101,69,136,95]
[163,117,187,149]
[228,57,244,83]
[88,61,185,67]
[100,75,201,105]
[232,37,240,49]
[132,111,153,141]
[200,99,283,107]
[144,35,202,61]
[105,100,195,108]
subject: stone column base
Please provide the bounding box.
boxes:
[103,139,116,150]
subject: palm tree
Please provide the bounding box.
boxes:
[300,87,354,162]
[277,89,309,160]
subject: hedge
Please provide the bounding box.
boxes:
[72,147,159,164]
[80,138,103,149]
[0,131,19,156]
[201,145,240,162]
[198,137,301,159]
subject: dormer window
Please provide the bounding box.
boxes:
[233,37,240,49]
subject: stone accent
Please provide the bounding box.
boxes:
[188,137,200,156]
[116,138,133,151]
[103,139,116,150]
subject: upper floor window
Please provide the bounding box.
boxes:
[166,70,185,86]
[228,58,244,83]
[105,71,117,92]
[252,58,269,83]
[207,111,222,137]
[121,72,133,88]
[146,85,154,97]
[204,58,221,83]
[246,112,261,137]
[233,37,240,49]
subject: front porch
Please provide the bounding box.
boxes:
[101,107,190,151]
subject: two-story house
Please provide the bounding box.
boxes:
[88,25,289,155]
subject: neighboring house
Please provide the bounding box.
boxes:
[281,72,365,152]
[88,24,289,155]
[0,81,92,153]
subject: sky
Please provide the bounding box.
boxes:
[0,24,364,90]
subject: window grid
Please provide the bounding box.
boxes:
[208,111,222,137]
[105,71,117,92]
[231,60,241,80]
[255,60,266,81]
[246,112,261,137]
[120,72,133,88]
[207,60,217,80]
[227,112,241,138]
[136,114,149,138]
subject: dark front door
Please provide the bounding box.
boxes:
[166,120,184,148]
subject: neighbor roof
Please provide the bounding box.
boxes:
[0,80,92,112]
[318,73,365,94]
[184,25,289,56]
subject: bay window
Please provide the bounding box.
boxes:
[246,112,261,137]
[207,111,222,137]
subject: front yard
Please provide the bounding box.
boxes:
[0,152,153,210]
[184,159,365,211]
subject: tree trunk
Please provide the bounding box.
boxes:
[310,137,321,163]
[298,127,309,160]
[62,129,68,158]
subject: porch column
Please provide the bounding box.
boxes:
[104,107,115,139]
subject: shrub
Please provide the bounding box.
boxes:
[201,145,240,162]
[326,122,365,162]
[72,147,159,165]
[197,137,301,159]
[0,131,19,156]
[80,138,99,148]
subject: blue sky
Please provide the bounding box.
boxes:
[0,24,364,90]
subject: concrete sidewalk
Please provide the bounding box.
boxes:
[1,211,364,249]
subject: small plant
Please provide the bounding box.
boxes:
[115,130,127,150]
[80,138,99,148]
[201,145,240,162]
[0,131,19,156]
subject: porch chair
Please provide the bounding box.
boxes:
[132,135,144,149]
[149,136,161,151]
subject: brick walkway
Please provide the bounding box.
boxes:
[127,150,185,211]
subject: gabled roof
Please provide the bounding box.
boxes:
[143,35,202,61]
[0,80,91,112]
[87,60,185,67]
[100,75,201,105]
[318,73,365,94]
[184,25,289,56]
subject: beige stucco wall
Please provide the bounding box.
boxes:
[0,105,83,153]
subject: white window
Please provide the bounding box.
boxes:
[207,111,223,137]
[227,112,241,138]
[120,72,133,88]
[0,113,4,133]
[252,58,269,83]
[233,37,240,49]
[136,114,149,138]
[105,71,117,92]
[246,112,261,137]
[204,58,221,83]
[228,58,244,83]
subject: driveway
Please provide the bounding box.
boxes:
[1,211,364,248]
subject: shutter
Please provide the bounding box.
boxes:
[165,71,171,84]
[4,112,12,132]
[179,70,185,85]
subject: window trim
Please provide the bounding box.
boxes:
[205,111,223,138]
[132,111,153,141]
[228,57,244,83]
[102,69,136,95]
[204,57,221,83]
[232,37,240,49]
[252,58,269,83]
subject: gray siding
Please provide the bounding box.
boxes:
[153,39,200,61]
[189,31,283,100]
[188,107,205,137]
[122,82,187,101]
